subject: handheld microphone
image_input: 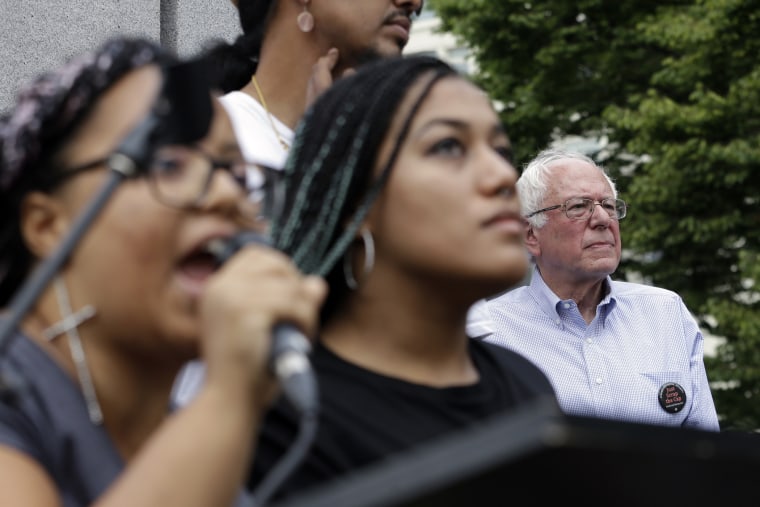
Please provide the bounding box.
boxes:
[208,232,318,416]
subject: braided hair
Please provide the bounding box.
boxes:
[202,0,277,93]
[0,37,172,306]
[270,55,458,323]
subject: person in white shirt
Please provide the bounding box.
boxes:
[204,0,424,169]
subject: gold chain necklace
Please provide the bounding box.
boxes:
[251,75,290,151]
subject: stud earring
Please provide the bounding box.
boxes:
[297,0,314,33]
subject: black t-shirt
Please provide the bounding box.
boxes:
[247,339,556,503]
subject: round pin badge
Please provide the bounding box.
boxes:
[658,382,687,413]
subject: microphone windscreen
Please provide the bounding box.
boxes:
[208,231,271,267]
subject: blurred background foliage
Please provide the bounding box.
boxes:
[430,0,760,431]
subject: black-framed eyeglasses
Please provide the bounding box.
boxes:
[50,145,282,212]
[147,145,280,210]
[525,197,627,221]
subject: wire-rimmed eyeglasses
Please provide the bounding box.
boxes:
[525,197,627,221]
[48,145,282,212]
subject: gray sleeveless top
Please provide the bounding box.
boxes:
[0,330,123,507]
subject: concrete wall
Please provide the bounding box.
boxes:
[0,0,241,113]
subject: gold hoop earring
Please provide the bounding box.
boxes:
[343,228,375,290]
[297,1,314,33]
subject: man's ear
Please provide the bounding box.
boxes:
[524,221,541,258]
[19,191,71,259]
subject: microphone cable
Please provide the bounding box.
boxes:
[247,406,319,506]
[208,232,321,506]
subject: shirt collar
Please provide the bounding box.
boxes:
[527,265,617,322]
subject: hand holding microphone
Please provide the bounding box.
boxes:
[204,233,326,506]
[204,232,324,416]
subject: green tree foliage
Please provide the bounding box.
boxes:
[430,0,687,165]
[432,0,760,430]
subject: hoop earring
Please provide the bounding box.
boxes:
[297,0,314,33]
[343,228,375,290]
[43,276,102,425]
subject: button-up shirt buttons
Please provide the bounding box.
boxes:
[586,338,593,344]
[555,319,561,325]
[595,377,603,385]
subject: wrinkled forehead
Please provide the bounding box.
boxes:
[546,159,613,199]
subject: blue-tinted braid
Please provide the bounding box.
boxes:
[301,121,371,272]
[276,104,357,269]
[310,141,379,277]
[280,85,389,274]
[290,115,360,269]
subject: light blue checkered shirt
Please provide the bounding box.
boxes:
[480,267,720,431]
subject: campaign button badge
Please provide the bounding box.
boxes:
[658,382,687,413]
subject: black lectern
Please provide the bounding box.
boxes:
[270,398,760,507]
